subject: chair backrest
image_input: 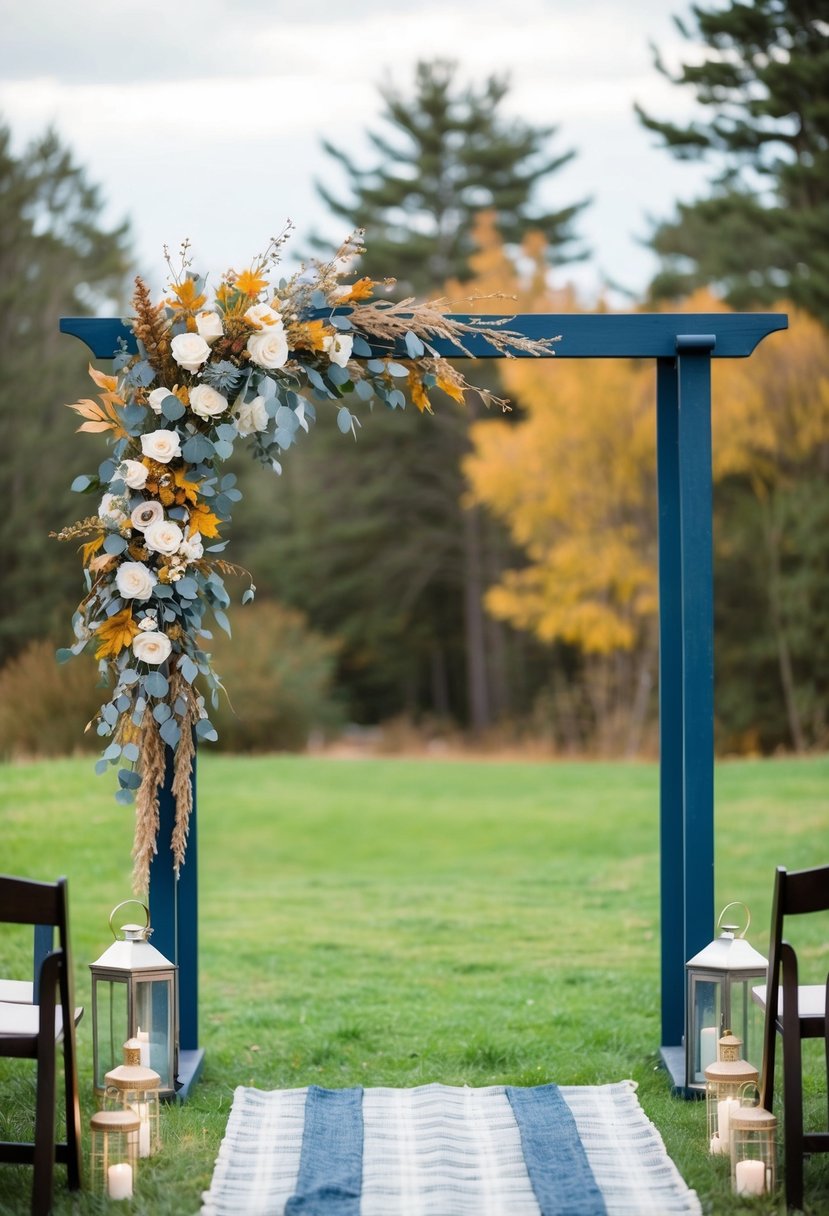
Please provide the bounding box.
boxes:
[0,875,73,1003]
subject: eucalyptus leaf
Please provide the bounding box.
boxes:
[330,314,353,331]
[161,396,186,421]
[182,433,215,463]
[175,577,199,600]
[103,534,128,555]
[352,336,373,358]
[179,656,199,684]
[153,703,172,723]
[386,361,409,378]
[70,474,93,493]
[159,719,181,749]
[355,379,374,401]
[404,331,425,358]
[115,788,135,806]
[122,742,141,763]
[213,608,231,636]
[56,648,74,664]
[195,719,218,742]
[118,768,142,791]
[337,407,354,435]
[143,671,169,698]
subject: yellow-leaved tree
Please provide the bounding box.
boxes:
[466,248,829,753]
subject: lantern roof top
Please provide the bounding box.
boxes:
[687,929,767,973]
[731,1105,777,1131]
[91,932,174,973]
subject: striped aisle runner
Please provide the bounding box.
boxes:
[202,1081,701,1216]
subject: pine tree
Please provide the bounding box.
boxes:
[0,122,132,661]
[636,0,829,321]
[315,59,589,293]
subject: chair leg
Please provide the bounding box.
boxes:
[62,1020,82,1190]
[781,946,804,1211]
[31,1036,57,1216]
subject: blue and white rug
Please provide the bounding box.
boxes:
[201,1081,700,1216]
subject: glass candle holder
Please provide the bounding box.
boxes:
[90,1109,139,1200]
[731,1105,777,1197]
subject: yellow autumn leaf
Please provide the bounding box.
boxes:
[173,466,200,504]
[81,534,104,566]
[188,502,222,538]
[435,373,466,405]
[291,319,329,351]
[87,364,118,393]
[407,369,433,414]
[94,607,139,659]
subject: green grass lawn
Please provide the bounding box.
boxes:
[0,753,827,1214]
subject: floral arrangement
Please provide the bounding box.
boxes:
[56,228,554,890]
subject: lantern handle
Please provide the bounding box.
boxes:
[717,901,750,938]
[108,899,151,940]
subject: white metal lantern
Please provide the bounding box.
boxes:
[685,902,767,1090]
[90,900,178,1100]
[90,1109,139,1200]
[704,1033,758,1155]
[104,1038,162,1157]
[731,1104,777,1197]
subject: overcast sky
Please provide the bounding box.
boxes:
[0,0,715,303]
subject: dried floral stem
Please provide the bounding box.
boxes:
[131,276,177,385]
[132,716,165,894]
[169,672,197,874]
[352,297,559,359]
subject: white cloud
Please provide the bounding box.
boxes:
[0,0,712,300]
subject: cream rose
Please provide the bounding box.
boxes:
[171,331,211,373]
[144,518,184,556]
[141,428,181,464]
[234,395,269,436]
[244,301,280,329]
[323,332,354,368]
[130,500,165,532]
[196,311,223,343]
[132,630,172,665]
[179,530,204,561]
[189,384,228,419]
[119,459,148,490]
[247,322,289,370]
[98,492,128,526]
[148,387,172,414]
[115,561,156,601]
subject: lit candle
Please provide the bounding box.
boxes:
[735,1158,766,1195]
[700,1026,718,1073]
[718,1097,740,1142]
[136,1027,150,1068]
[107,1162,133,1200]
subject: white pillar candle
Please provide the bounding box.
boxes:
[700,1026,718,1073]
[136,1027,150,1068]
[135,1103,151,1157]
[709,1134,725,1156]
[735,1158,766,1195]
[107,1162,133,1200]
[717,1097,740,1142]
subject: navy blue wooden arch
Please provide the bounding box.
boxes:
[62,310,787,1096]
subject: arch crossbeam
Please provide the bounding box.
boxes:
[61,311,787,1097]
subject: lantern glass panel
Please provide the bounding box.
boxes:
[728,980,763,1074]
[135,977,174,1092]
[93,979,128,1091]
[692,977,722,1084]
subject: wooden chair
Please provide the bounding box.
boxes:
[0,876,83,1215]
[753,864,829,1210]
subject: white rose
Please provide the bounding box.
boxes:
[132,630,172,665]
[196,311,223,343]
[171,331,211,373]
[179,530,204,561]
[244,301,280,329]
[323,332,354,368]
[189,384,228,419]
[234,395,269,437]
[119,460,148,490]
[130,500,165,532]
[141,429,181,464]
[115,561,156,601]
[148,387,172,415]
[247,322,289,370]
[98,492,128,526]
[144,518,184,555]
